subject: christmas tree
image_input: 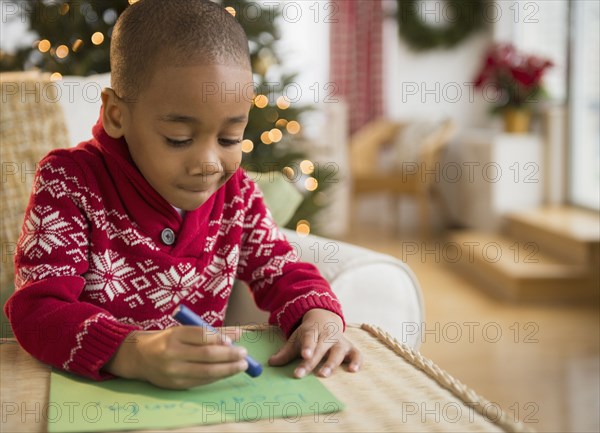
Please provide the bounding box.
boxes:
[0,0,331,235]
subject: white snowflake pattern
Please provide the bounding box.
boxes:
[16,264,77,288]
[148,263,202,311]
[200,305,228,326]
[84,250,136,303]
[204,233,218,253]
[36,164,160,252]
[201,245,239,298]
[20,206,71,257]
[251,250,299,291]
[220,209,245,235]
[119,315,179,330]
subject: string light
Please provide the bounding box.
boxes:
[275,119,288,128]
[225,6,236,17]
[91,32,104,45]
[282,166,295,179]
[268,128,282,143]
[72,39,83,52]
[103,9,118,25]
[128,0,140,4]
[50,72,62,81]
[38,39,51,53]
[260,131,272,145]
[286,121,301,134]
[276,96,290,110]
[304,177,318,192]
[300,160,314,175]
[241,139,254,153]
[296,220,310,237]
[253,94,268,108]
[55,45,69,59]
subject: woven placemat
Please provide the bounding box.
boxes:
[1,324,535,432]
[143,324,534,433]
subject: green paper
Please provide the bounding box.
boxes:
[48,329,344,432]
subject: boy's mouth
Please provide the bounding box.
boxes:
[178,173,228,193]
[180,185,211,193]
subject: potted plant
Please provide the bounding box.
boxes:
[474,43,553,133]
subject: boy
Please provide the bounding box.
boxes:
[5,0,361,390]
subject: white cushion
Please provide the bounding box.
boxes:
[55,73,111,147]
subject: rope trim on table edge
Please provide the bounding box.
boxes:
[360,323,536,433]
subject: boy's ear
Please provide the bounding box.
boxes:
[101,88,126,138]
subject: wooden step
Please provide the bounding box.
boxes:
[447,230,598,302]
[504,207,599,266]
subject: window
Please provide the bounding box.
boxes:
[498,0,569,103]
[568,0,600,210]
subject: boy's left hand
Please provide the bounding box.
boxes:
[268,309,362,378]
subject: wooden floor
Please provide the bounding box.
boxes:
[336,223,600,433]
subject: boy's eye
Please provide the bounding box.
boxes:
[219,138,242,147]
[165,137,192,147]
[164,137,242,148]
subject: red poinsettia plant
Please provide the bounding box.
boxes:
[474,43,553,113]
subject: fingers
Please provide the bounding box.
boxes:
[318,345,362,377]
[169,326,248,363]
[316,343,348,378]
[268,321,363,380]
[293,321,343,378]
[298,324,319,361]
[267,324,319,368]
[160,359,249,390]
[346,347,363,373]
[179,343,248,363]
[297,340,361,379]
[294,329,331,378]
[295,325,361,379]
[268,332,300,366]
[142,326,252,389]
[175,325,232,345]
[181,358,249,381]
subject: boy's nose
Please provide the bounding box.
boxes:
[187,149,224,176]
[188,160,223,177]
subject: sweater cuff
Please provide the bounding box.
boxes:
[273,292,345,338]
[64,314,140,381]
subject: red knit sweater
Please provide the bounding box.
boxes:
[5,116,343,380]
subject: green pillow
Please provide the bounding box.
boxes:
[247,171,303,227]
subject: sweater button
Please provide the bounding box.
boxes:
[161,228,175,245]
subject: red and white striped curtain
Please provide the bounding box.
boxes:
[330,0,384,135]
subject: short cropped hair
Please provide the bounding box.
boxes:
[110,0,251,101]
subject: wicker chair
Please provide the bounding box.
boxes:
[0,71,69,335]
[349,118,457,238]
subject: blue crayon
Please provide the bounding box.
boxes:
[172,304,263,378]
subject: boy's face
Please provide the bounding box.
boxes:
[105,63,253,211]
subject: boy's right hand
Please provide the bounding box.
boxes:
[103,327,249,389]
